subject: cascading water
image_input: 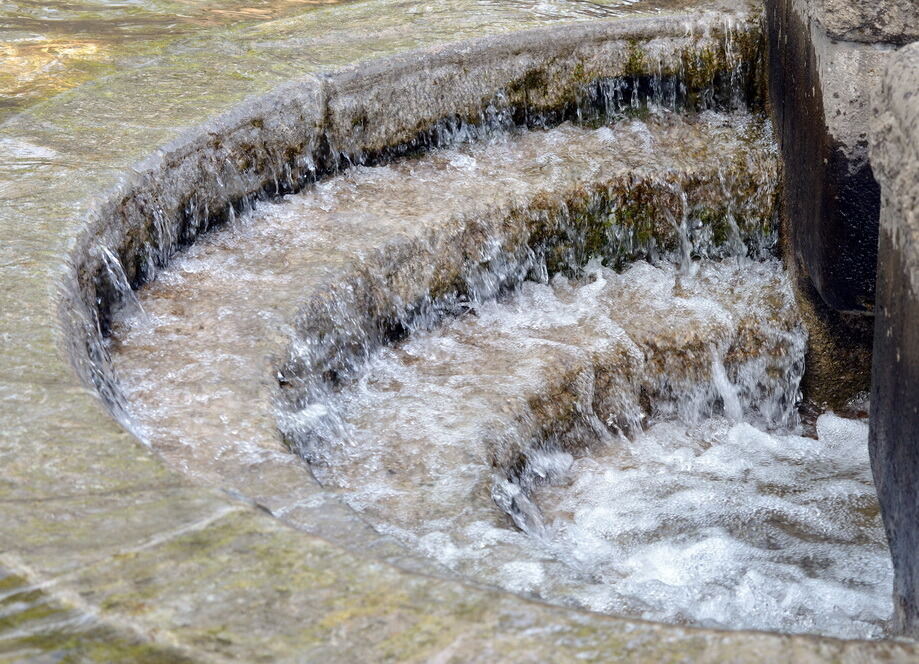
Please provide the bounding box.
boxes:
[107,106,891,640]
[295,258,889,639]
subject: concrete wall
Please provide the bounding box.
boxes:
[870,41,919,638]
[765,0,901,406]
[768,0,919,633]
[803,0,919,46]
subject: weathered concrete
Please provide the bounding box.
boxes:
[1,0,917,659]
[870,41,919,639]
[765,0,909,406]
[800,0,919,46]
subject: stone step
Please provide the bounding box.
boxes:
[112,110,779,577]
[306,258,802,592]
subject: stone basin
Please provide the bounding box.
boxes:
[108,108,785,579]
[3,0,919,661]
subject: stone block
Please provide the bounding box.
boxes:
[765,0,903,405]
[869,41,919,638]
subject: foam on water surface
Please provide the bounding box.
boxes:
[532,414,889,638]
[108,110,892,640]
[304,259,890,639]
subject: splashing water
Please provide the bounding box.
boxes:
[300,259,890,640]
[108,109,891,640]
[98,246,145,317]
[531,413,888,638]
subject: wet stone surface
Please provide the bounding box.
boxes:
[0,570,194,664]
[111,107,890,640]
[302,259,890,639]
[110,110,777,561]
[4,0,918,657]
[870,41,919,638]
[0,0,732,121]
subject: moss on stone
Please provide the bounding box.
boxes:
[624,39,647,78]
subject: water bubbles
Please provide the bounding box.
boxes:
[534,414,890,638]
[105,107,883,639]
[305,260,888,639]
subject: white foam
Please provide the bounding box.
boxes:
[533,414,890,638]
[310,261,889,639]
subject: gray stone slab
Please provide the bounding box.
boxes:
[869,41,919,638]
[806,0,919,46]
[765,0,905,406]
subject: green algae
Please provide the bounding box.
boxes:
[624,38,647,77]
[0,570,195,664]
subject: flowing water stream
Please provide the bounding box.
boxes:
[109,108,893,640]
[300,259,888,638]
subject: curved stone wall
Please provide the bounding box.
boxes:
[63,12,763,341]
[60,11,765,429]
